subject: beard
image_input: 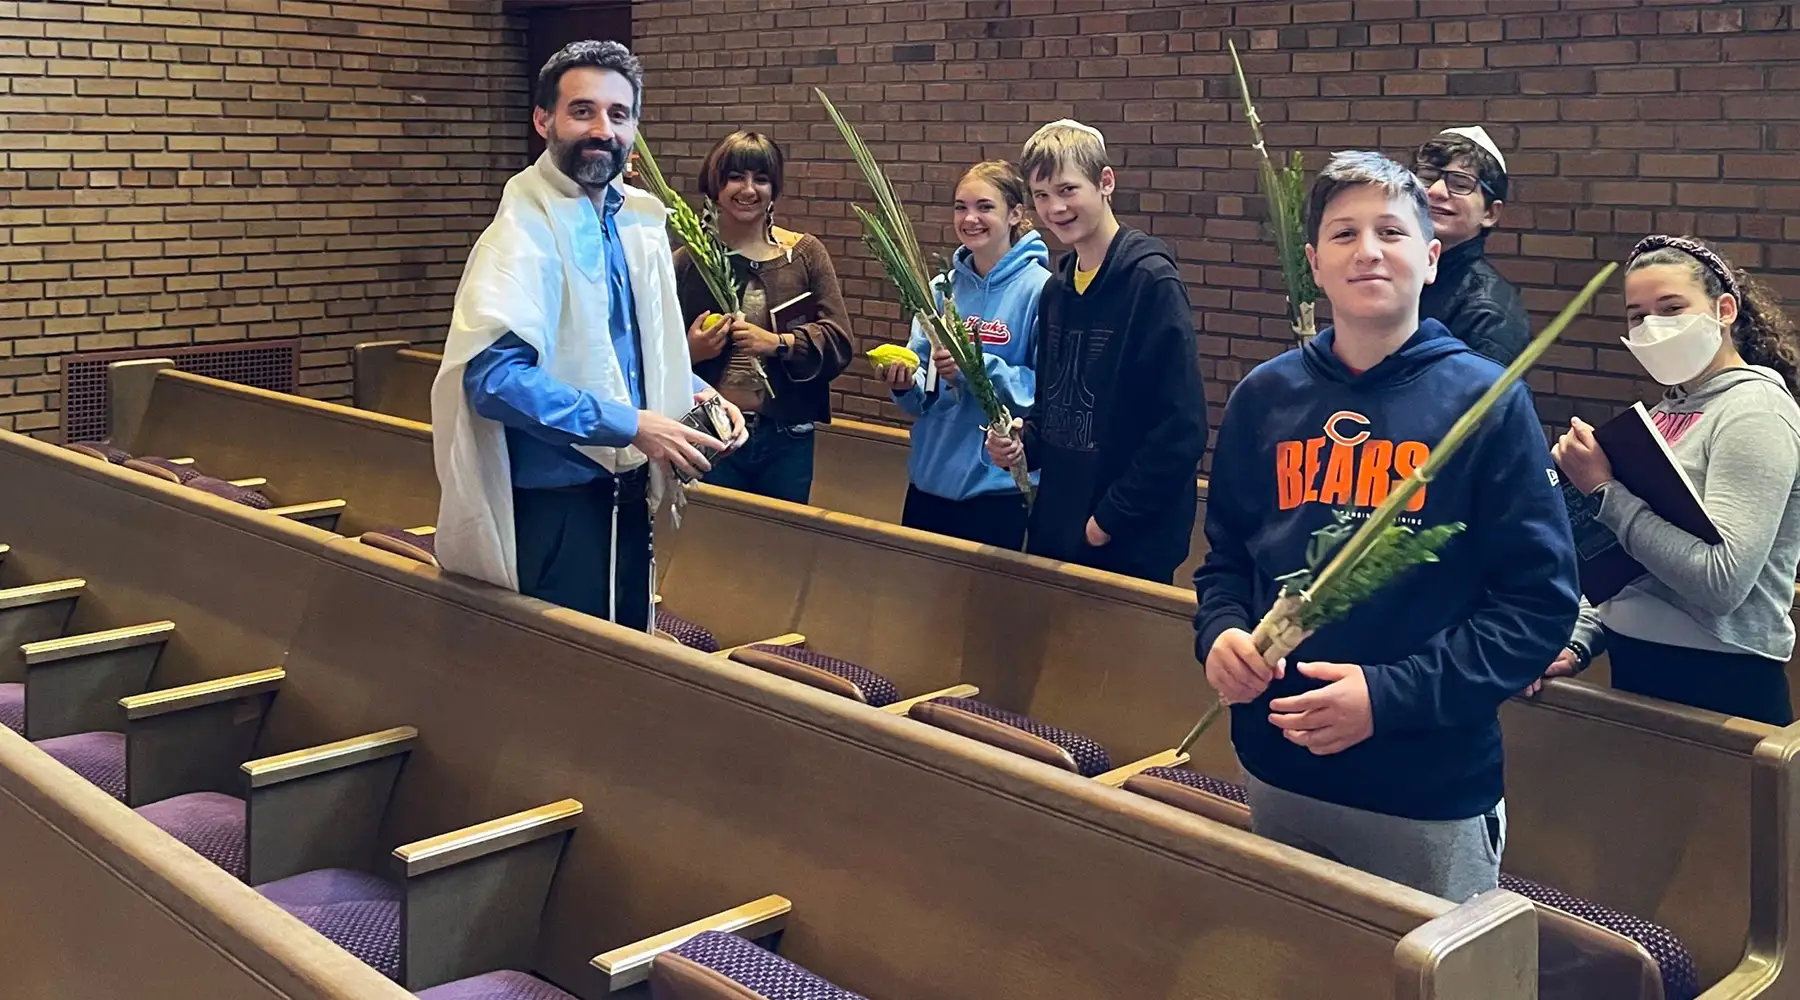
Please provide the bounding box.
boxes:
[553,135,626,189]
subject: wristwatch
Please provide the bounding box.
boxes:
[1565,639,1593,673]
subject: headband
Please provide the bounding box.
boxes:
[1629,234,1742,301]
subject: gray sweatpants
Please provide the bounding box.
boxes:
[1244,772,1506,903]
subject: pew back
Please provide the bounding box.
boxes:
[104,368,1800,997]
[348,342,1214,581]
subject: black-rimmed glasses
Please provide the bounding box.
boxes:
[1413,163,1495,199]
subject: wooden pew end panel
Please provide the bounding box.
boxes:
[1395,889,1537,1000]
[393,798,583,991]
[592,895,792,993]
[242,726,416,886]
[0,579,85,683]
[122,667,285,807]
[22,621,174,741]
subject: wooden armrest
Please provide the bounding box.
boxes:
[393,799,583,990]
[228,477,268,489]
[167,456,195,466]
[710,633,806,658]
[907,700,1081,775]
[122,666,283,721]
[728,647,867,703]
[121,667,284,807]
[21,621,172,741]
[1093,748,1190,788]
[22,620,173,666]
[122,458,183,484]
[591,895,792,992]
[404,525,435,536]
[392,798,583,878]
[0,578,85,611]
[242,725,415,788]
[243,726,417,886]
[268,499,347,529]
[881,684,980,716]
[1121,773,1253,829]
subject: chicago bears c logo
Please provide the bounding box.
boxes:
[1324,410,1371,447]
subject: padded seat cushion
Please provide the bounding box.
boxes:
[1499,874,1699,1000]
[739,644,898,706]
[67,441,131,464]
[1139,766,1248,802]
[362,527,438,566]
[259,868,403,981]
[137,791,248,880]
[415,970,578,1000]
[653,930,870,1000]
[656,610,720,654]
[125,456,203,484]
[909,697,1111,777]
[36,730,127,801]
[188,476,273,510]
[0,682,21,735]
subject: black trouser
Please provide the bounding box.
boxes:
[1605,627,1795,726]
[512,469,653,632]
[900,484,1029,550]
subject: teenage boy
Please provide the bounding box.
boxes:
[985,120,1208,585]
[1193,151,1578,902]
[1412,125,1529,364]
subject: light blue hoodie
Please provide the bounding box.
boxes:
[892,230,1050,501]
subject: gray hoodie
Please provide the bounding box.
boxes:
[1573,366,1800,661]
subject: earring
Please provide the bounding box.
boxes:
[764,201,778,247]
[701,199,720,238]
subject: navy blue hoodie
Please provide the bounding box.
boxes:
[1193,320,1578,821]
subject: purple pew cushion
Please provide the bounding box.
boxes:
[259,868,403,981]
[362,527,439,566]
[67,441,132,465]
[926,697,1112,777]
[137,456,205,483]
[137,791,248,880]
[36,730,127,801]
[415,970,578,1000]
[1138,766,1249,803]
[669,931,870,1000]
[656,610,720,654]
[0,683,21,735]
[1499,873,1699,1000]
[745,644,899,707]
[187,476,273,510]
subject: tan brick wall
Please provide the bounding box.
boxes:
[0,0,531,437]
[628,0,1800,465]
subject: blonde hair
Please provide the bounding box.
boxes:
[1020,120,1109,187]
[958,160,1033,242]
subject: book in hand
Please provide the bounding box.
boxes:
[1556,401,1722,604]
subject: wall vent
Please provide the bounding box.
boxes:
[60,339,301,444]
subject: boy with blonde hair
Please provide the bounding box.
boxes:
[987,120,1208,584]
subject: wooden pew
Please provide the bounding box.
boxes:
[349,340,1215,580]
[90,365,1800,998]
[0,429,1540,999]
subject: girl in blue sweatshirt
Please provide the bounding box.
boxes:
[878,161,1049,549]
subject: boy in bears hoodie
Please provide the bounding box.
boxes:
[1194,151,1578,902]
[986,120,1209,584]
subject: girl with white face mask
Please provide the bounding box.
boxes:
[1531,235,1800,724]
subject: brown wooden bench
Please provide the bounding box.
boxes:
[349,340,1216,580]
[0,426,1538,999]
[87,364,1800,999]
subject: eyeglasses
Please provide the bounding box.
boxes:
[1412,163,1494,199]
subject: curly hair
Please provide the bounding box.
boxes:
[1627,236,1800,396]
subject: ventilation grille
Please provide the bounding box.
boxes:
[61,340,301,444]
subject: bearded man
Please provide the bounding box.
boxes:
[431,40,744,631]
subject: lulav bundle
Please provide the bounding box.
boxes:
[817,88,1034,504]
[1228,40,1319,342]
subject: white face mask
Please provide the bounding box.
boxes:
[1623,308,1724,386]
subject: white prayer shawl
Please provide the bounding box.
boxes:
[431,151,694,603]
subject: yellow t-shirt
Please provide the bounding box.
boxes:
[1074,262,1100,294]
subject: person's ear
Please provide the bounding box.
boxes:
[1098,166,1116,200]
[1481,198,1502,231]
[1718,292,1740,328]
[1424,238,1442,286]
[533,106,553,142]
[1305,243,1320,282]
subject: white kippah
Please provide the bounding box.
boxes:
[1438,125,1506,173]
[1030,118,1106,151]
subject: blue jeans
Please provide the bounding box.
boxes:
[703,419,815,505]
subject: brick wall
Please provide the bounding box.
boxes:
[630,0,1800,461]
[0,0,531,438]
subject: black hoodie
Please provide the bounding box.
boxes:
[1020,227,1209,584]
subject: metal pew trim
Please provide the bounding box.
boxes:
[22,620,173,740]
[242,725,417,886]
[121,667,285,807]
[1094,748,1191,787]
[591,895,793,992]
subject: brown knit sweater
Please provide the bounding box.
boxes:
[673,232,853,426]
